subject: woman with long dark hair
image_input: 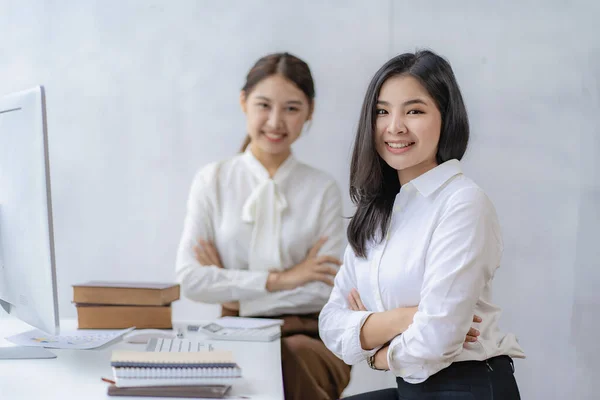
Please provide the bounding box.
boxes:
[319,50,525,399]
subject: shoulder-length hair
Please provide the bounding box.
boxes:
[348,50,470,257]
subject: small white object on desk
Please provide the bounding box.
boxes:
[196,322,282,342]
[123,329,177,344]
[215,316,284,329]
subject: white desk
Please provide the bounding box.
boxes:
[0,318,284,400]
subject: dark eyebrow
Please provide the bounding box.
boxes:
[403,98,427,106]
[377,98,428,107]
[254,96,304,106]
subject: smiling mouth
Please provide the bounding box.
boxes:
[386,141,415,149]
[263,131,287,142]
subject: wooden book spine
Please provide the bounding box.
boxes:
[73,285,180,306]
[76,305,172,329]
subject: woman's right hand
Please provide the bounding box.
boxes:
[266,237,342,292]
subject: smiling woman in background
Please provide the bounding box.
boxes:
[319,50,525,399]
[175,53,351,400]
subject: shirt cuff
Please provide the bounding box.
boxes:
[387,334,425,380]
[343,310,380,364]
[247,270,270,292]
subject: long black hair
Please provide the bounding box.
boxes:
[348,50,470,257]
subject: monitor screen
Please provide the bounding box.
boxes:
[0,86,59,336]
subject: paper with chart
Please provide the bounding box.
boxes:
[5,327,134,349]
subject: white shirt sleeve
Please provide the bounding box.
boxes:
[319,246,380,365]
[239,181,346,315]
[175,165,269,304]
[387,187,502,381]
[298,181,346,305]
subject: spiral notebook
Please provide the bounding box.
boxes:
[110,350,242,388]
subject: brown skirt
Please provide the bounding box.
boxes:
[221,306,351,400]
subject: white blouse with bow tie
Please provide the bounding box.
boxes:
[175,149,345,317]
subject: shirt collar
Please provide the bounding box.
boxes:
[242,146,297,182]
[408,159,463,197]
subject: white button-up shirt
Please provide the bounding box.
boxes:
[176,149,344,317]
[319,160,525,383]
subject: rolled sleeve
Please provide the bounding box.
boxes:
[321,306,378,365]
[319,247,380,365]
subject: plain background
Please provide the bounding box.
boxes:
[1,1,599,398]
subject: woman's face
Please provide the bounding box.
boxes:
[374,75,442,184]
[241,74,312,157]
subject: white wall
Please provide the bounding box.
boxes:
[1,1,598,398]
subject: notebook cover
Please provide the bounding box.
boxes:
[107,383,230,398]
[74,281,175,289]
[114,377,240,388]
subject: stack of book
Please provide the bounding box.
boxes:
[72,282,180,329]
[106,350,242,398]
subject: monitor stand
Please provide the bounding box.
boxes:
[0,300,56,359]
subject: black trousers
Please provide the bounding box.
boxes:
[344,356,520,400]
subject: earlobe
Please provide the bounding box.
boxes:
[303,119,313,135]
[307,101,315,121]
[239,91,247,114]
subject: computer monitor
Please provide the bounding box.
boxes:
[0,86,60,359]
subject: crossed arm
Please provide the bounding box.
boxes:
[320,188,499,376]
[346,288,481,370]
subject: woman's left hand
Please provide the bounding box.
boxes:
[194,239,239,311]
[194,239,224,268]
[348,288,368,311]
